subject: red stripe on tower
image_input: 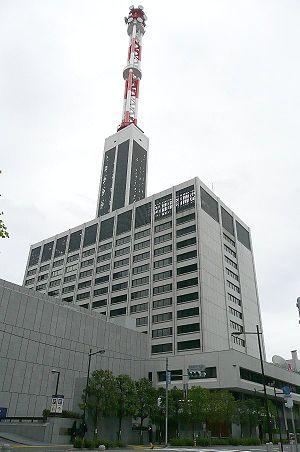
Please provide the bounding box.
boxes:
[118,5,147,131]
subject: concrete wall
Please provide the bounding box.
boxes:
[0,279,149,417]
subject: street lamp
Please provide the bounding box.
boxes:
[82,348,105,435]
[231,324,272,442]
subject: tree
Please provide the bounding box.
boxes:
[134,378,157,444]
[84,369,117,438]
[181,386,210,437]
[168,387,184,438]
[115,374,136,441]
[207,390,237,436]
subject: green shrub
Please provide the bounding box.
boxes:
[74,437,83,448]
[42,408,81,419]
[196,437,210,446]
[169,438,194,446]
[211,438,230,445]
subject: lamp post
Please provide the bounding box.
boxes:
[82,348,105,436]
[231,324,272,442]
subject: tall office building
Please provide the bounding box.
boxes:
[23,6,265,361]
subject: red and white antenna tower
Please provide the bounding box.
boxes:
[118,5,147,131]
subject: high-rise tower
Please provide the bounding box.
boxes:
[96,6,149,218]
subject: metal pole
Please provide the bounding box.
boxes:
[273,388,283,452]
[256,324,272,442]
[83,348,92,434]
[165,357,169,447]
[291,406,297,448]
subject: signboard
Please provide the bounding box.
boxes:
[50,395,64,414]
[282,386,291,396]
[0,408,7,419]
[188,365,206,379]
[166,371,171,384]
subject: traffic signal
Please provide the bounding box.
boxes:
[157,397,162,407]
[188,370,206,379]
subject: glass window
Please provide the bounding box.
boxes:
[95,275,109,285]
[136,316,148,327]
[152,327,172,338]
[134,239,150,251]
[157,370,182,381]
[135,228,150,240]
[96,263,110,273]
[79,269,93,279]
[53,259,64,268]
[135,203,152,228]
[40,264,50,272]
[41,241,54,262]
[153,298,172,309]
[151,343,172,354]
[28,246,41,267]
[176,185,195,212]
[115,246,130,257]
[76,291,90,301]
[154,221,172,233]
[64,274,76,283]
[176,225,196,237]
[176,213,195,225]
[133,251,150,263]
[111,294,127,304]
[82,248,95,258]
[114,258,129,268]
[154,233,172,245]
[115,235,131,246]
[78,280,91,290]
[92,299,107,309]
[99,242,112,252]
[130,302,148,313]
[62,285,75,294]
[97,253,111,262]
[94,287,108,296]
[153,257,172,269]
[99,217,114,242]
[177,339,200,351]
[112,281,128,292]
[177,277,198,290]
[177,263,197,275]
[131,289,149,300]
[154,245,172,257]
[112,140,130,210]
[132,263,149,275]
[25,278,35,286]
[153,270,172,282]
[116,210,132,235]
[81,258,94,268]
[83,224,98,248]
[132,276,149,287]
[177,250,197,262]
[236,221,251,250]
[68,231,82,252]
[152,312,172,323]
[177,323,200,334]
[177,237,196,250]
[177,291,198,304]
[155,194,172,220]
[153,284,172,295]
[177,307,199,319]
[221,207,234,235]
[54,236,67,258]
[200,187,219,222]
[113,269,129,280]
[67,254,79,263]
[66,264,78,273]
[110,307,127,317]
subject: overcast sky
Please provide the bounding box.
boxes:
[1,0,299,360]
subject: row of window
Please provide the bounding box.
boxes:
[151,339,200,354]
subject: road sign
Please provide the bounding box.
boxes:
[282,386,291,396]
[0,408,7,419]
[50,395,64,414]
[166,371,171,384]
[188,365,207,379]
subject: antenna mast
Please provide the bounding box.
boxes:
[118,5,147,131]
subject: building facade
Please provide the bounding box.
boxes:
[23,161,264,360]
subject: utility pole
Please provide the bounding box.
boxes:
[165,357,169,447]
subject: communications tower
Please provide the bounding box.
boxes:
[96,5,149,217]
